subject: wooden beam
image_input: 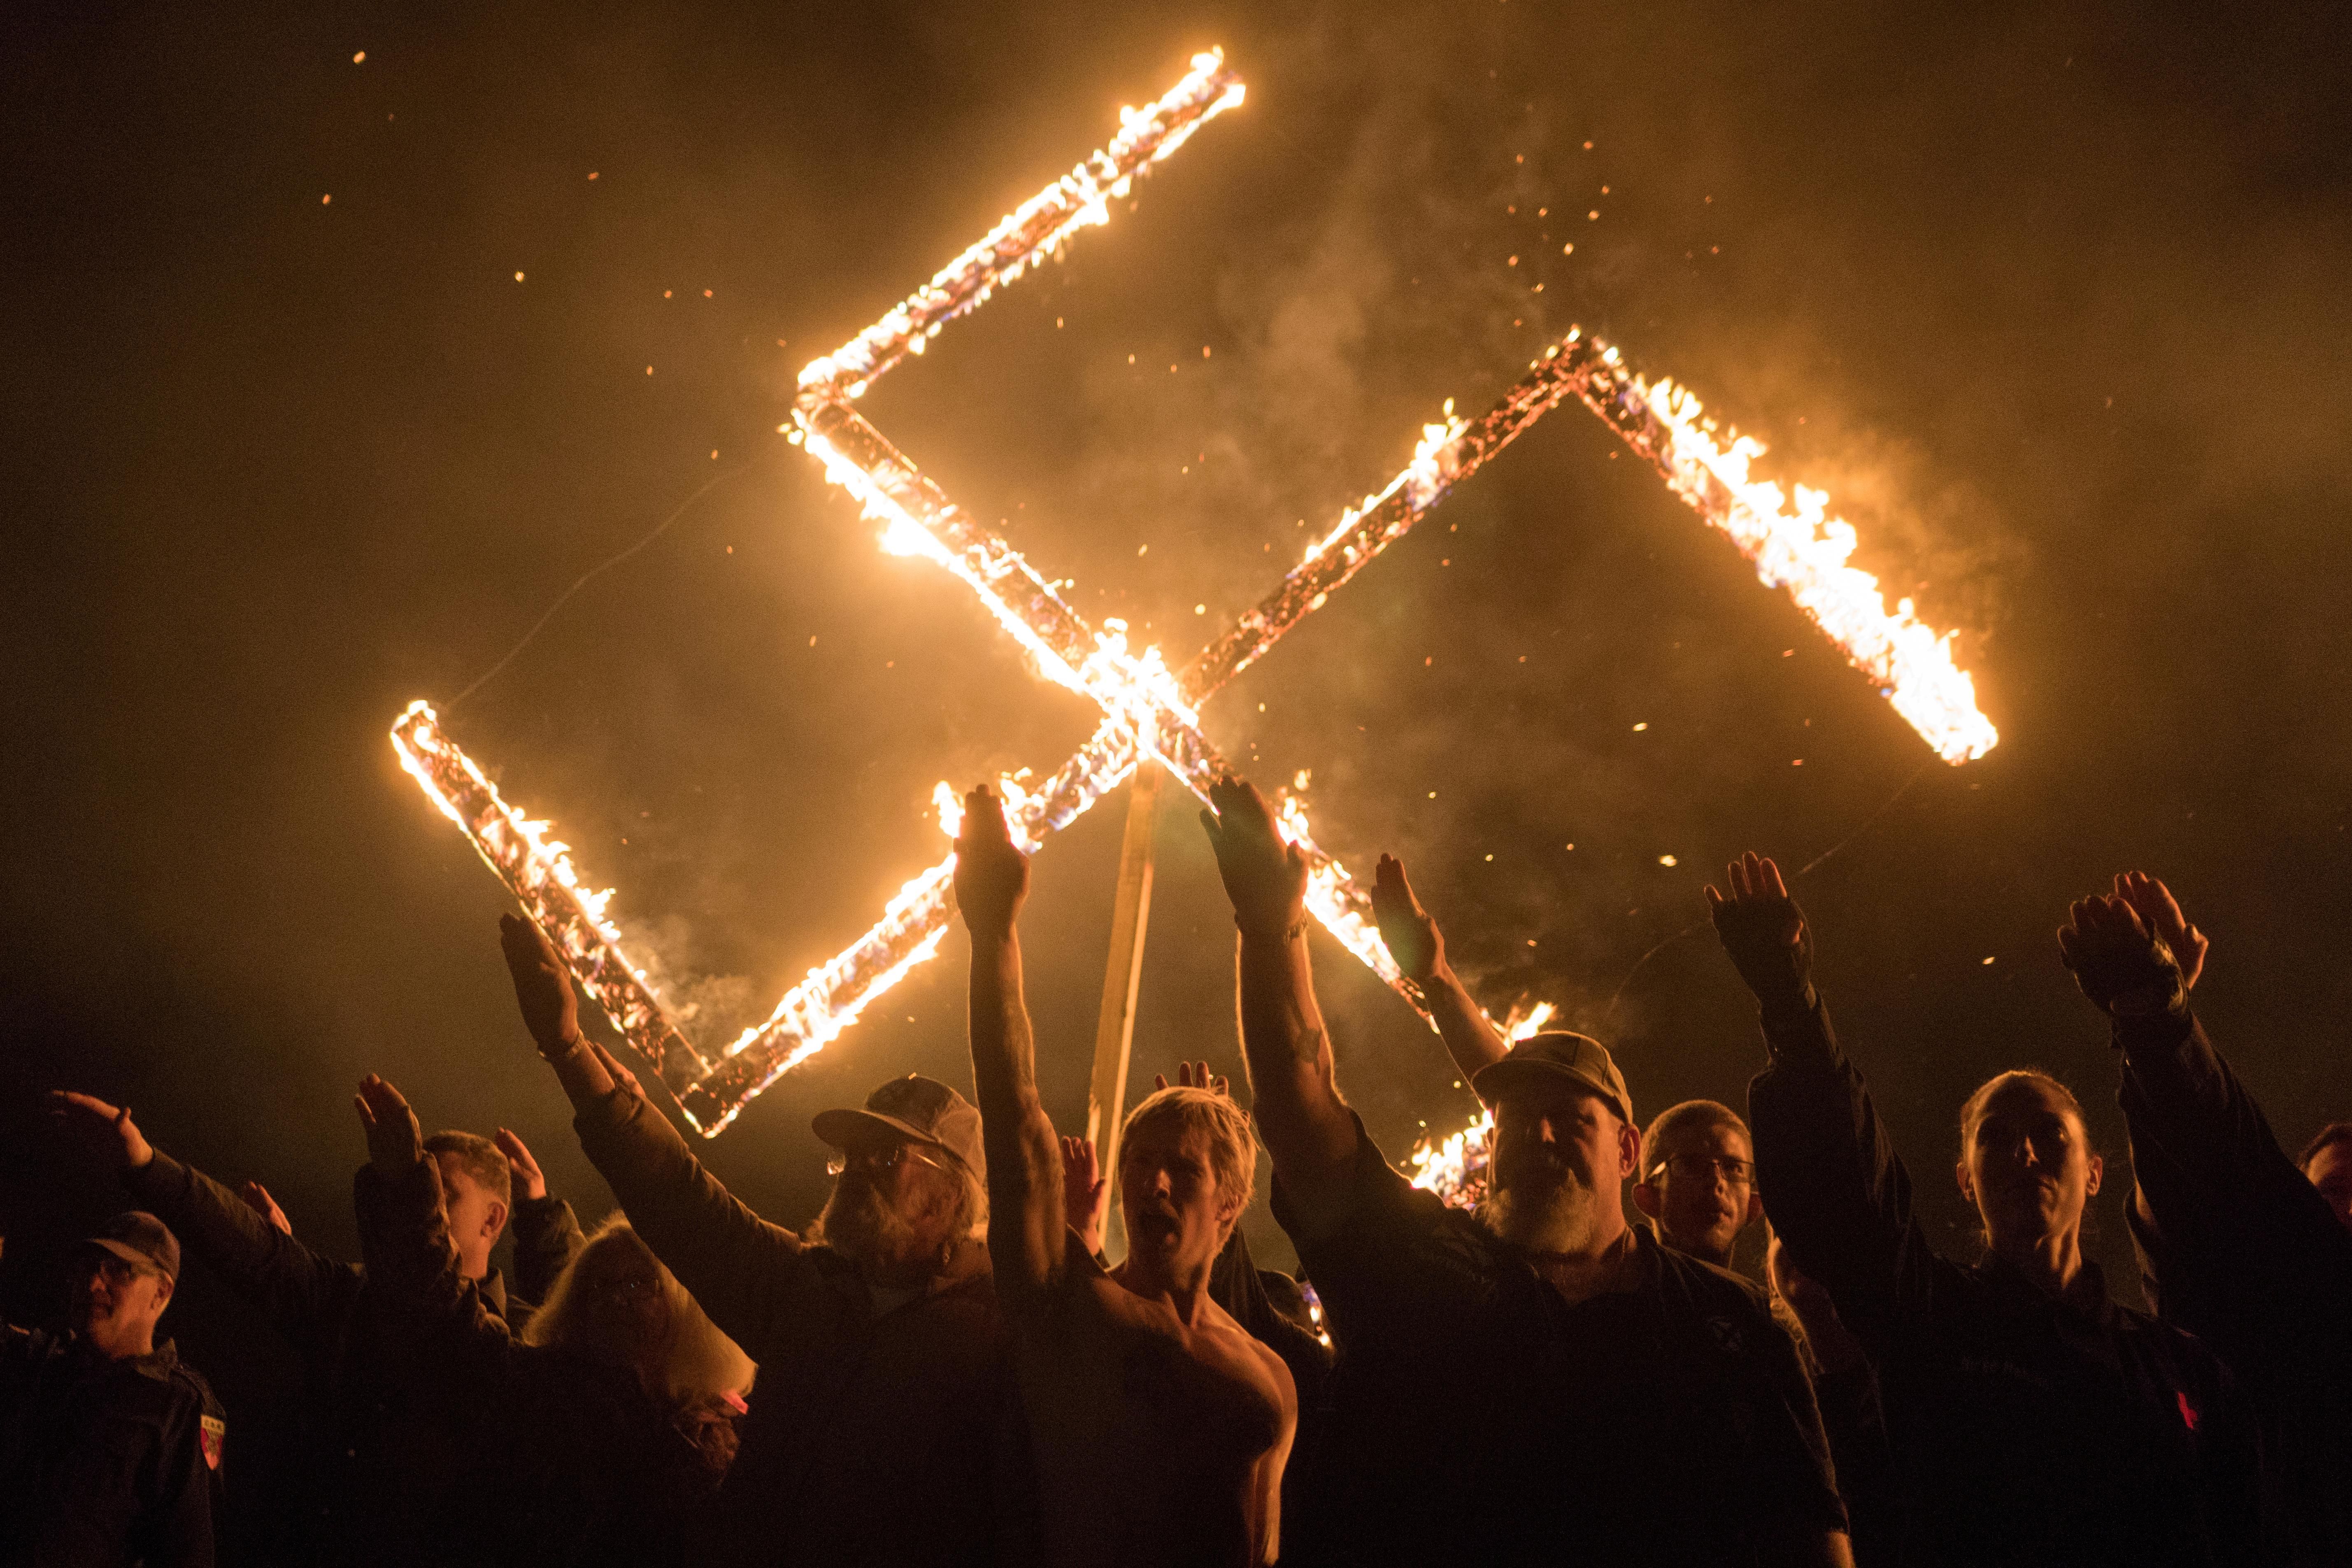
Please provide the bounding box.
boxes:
[1086,763,1162,1200]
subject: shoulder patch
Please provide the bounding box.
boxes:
[198,1413,225,1470]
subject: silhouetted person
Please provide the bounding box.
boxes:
[956,785,1295,1566]
[352,1074,748,1568]
[1208,777,1850,1568]
[1716,851,2266,1566]
[47,1091,574,1565]
[2061,873,2352,1563]
[2298,1123,2352,1234]
[498,914,1027,1568]
[0,1212,225,1568]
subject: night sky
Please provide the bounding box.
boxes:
[7,0,2350,1402]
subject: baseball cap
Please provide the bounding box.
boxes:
[1472,1032,1634,1128]
[84,1211,180,1282]
[812,1074,986,1185]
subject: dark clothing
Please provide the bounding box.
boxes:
[121,1150,567,1565]
[570,1075,1026,1568]
[360,1159,727,1568]
[509,1193,589,1307]
[0,1328,224,1568]
[1271,1115,1845,1567]
[2115,1008,2352,1565]
[1208,1224,1333,1416]
[1811,1362,1897,1567]
[1749,991,2268,1566]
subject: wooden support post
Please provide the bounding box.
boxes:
[1086,763,1163,1212]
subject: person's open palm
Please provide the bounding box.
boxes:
[1371,854,1445,985]
[1705,852,1815,1005]
[1060,1135,1108,1255]
[499,914,580,1054]
[2110,872,2206,990]
[496,1128,548,1202]
[353,1075,424,1178]
[1200,773,1307,939]
[47,1091,153,1171]
[953,785,1030,937]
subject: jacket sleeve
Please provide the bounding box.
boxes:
[510,1194,588,1307]
[354,1160,529,1396]
[570,1077,835,1358]
[1746,993,1955,1356]
[124,1151,362,1356]
[2116,1010,2351,1284]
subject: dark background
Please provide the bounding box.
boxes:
[5,0,2348,1422]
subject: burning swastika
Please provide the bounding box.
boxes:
[394,50,1995,1192]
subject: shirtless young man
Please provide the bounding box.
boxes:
[954,784,1296,1568]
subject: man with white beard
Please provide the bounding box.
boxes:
[497,916,1028,1568]
[1198,775,1852,1568]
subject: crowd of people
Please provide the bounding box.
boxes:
[5,770,2349,1566]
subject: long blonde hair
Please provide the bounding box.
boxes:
[523,1215,754,1403]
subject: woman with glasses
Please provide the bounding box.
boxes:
[1709,852,2267,1568]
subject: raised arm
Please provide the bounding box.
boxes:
[49,1092,361,1353]
[496,1128,586,1307]
[1370,854,1510,1082]
[1200,775,1360,1219]
[496,915,823,1355]
[2060,877,2350,1289]
[1711,854,1940,1349]
[954,785,1065,1307]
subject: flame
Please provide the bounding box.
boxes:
[796,50,1243,406]
[395,49,1995,1145]
[388,702,705,1091]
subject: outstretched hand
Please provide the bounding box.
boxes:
[353,1075,424,1179]
[953,784,1031,938]
[495,1128,548,1202]
[47,1091,154,1172]
[499,914,582,1057]
[1059,1135,1109,1256]
[2058,890,2186,1018]
[1370,854,1447,986]
[1200,773,1308,941]
[1705,852,1815,1007]
[1155,1060,1232,1098]
[238,1181,293,1236]
[2108,872,2206,991]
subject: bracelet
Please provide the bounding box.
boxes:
[538,1032,588,1063]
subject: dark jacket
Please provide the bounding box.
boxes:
[359,1158,728,1568]
[0,1326,224,1568]
[570,1076,1028,1568]
[121,1149,576,1564]
[1749,991,2268,1566]
[2115,1007,2352,1566]
[1272,1115,1846,1567]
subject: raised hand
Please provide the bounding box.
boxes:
[953,784,1031,939]
[1705,852,1815,1007]
[496,1128,548,1202]
[238,1180,293,1236]
[1199,773,1308,942]
[1059,1135,1109,1255]
[2058,892,2185,1017]
[46,1091,154,1171]
[499,914,582,1056]
[2110,872,2206,991]
[353,1075,425,1179]
[1370,854,1446,986]
[1156,1060,1232,1098]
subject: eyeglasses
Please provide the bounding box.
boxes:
[1651,1154,1755,1187]
[87,1256,161,1288]
[826,1142,952,1178]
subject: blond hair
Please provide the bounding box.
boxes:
[524,1215,754,1402]
[1122,1085,1258,1231]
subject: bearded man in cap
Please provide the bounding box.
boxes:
[498,915,1026,1568]
[1202,775,1851,1568]
[0,1212,227,1567]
